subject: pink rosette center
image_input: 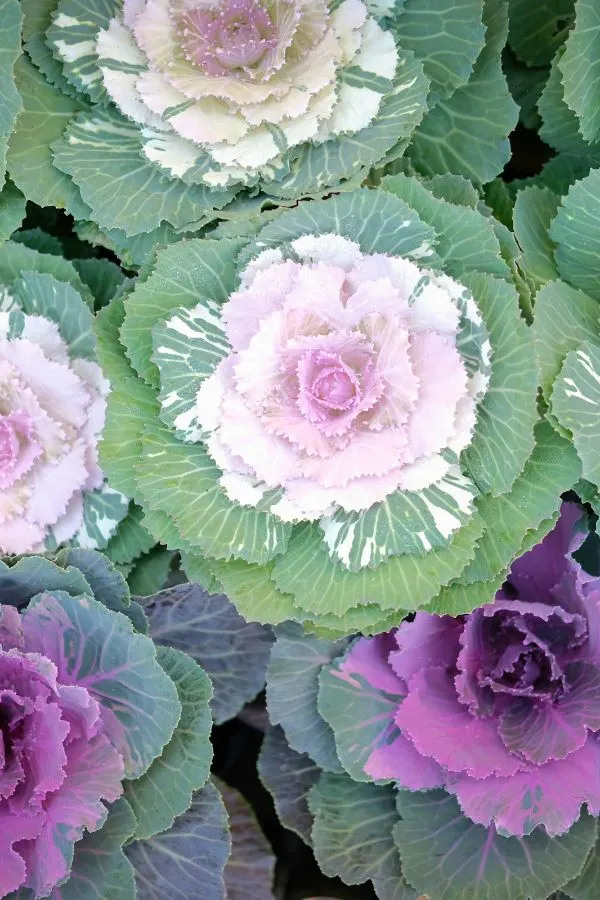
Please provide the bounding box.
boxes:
[0,412,41,491]
[180,0,278,75]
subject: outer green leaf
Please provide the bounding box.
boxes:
[0,238,93,306]
[559,0,600,143]
[52,107,233,236]
[186,555,297,625]
[318,638,403,783]
[257,724,320,846]
[13,270,96,358]
[508,0,574,66]
[563,826,600,899]
[309,774,410,896]
[136,419,292,565]
[75,217,205,270]
[52,798,136,900]
[512,186,560,285]
[72,257,128,310]
[532,280,598,399]
[126,781,230,900]
[0,180,25,240]
[0,554,90,607]
[25,590,181,778]
[424,173,480,208]
[21,0,80,101]
[322,471,478,572]
[95,298,159,498]
[551,168,600,301]
[0,0,22,187]
[271,511,485,618]
[394,790,597,900]
[7,55,89,217]
[266,623,346,772]
[551,339,600,485]
[11,227,63,256]
[246,189,438,264]
[407,0,518,184]
[195,553,405,638]
[503,52,545,131]
[54,547,131,617]
[459,271,537,495]
[395,0,485,103]
[121,238,245,388]
[218,778,276,900]
[143,583,273,724]
[153,303,230,442]
[381,172,509,278]
[124,646,212,839]
[105,504,155,567]
[46,0,113,102]
[70,483,129,551]
[265,50,429,199]
[126,549,174,597]
[179,548,224,595]
[449,421,581,588]
[538,49,600,167]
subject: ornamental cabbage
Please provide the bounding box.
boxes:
[0,549,213,899]
[8,0,517,256]
[0,241,128,556]
[96,184,578,635]
[319,503,600,839]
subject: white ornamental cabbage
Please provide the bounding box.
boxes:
[97,0,398,186]
[9,0,517,254]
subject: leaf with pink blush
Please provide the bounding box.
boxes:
[56,684,101,742]
[507,500,589,604]
[21,701,69,801]
[498,662,600,764]
[395,666,522,778]
[390,612,463,684]
[0,554,92,608]
[21,591,181,778]
[19,732,125,898]
[0,605,23,649]
[0,805,44,897]
[221,260,298,352]
[448,737,600,838]
[406,330,468,460]
[318,635,440,786]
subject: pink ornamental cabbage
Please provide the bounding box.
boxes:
[195,234,489,521]
[0,305,108,555]
[323,504,600,837]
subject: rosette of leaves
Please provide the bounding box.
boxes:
[510,165,600,512]
[7,0,517,263]
[0,238,131,556]
[0,551,277,900]
[96,182,580,636]
[261,506,600,900]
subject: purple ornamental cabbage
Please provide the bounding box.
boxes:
[323,503,600,837]
[0,567,185,899]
